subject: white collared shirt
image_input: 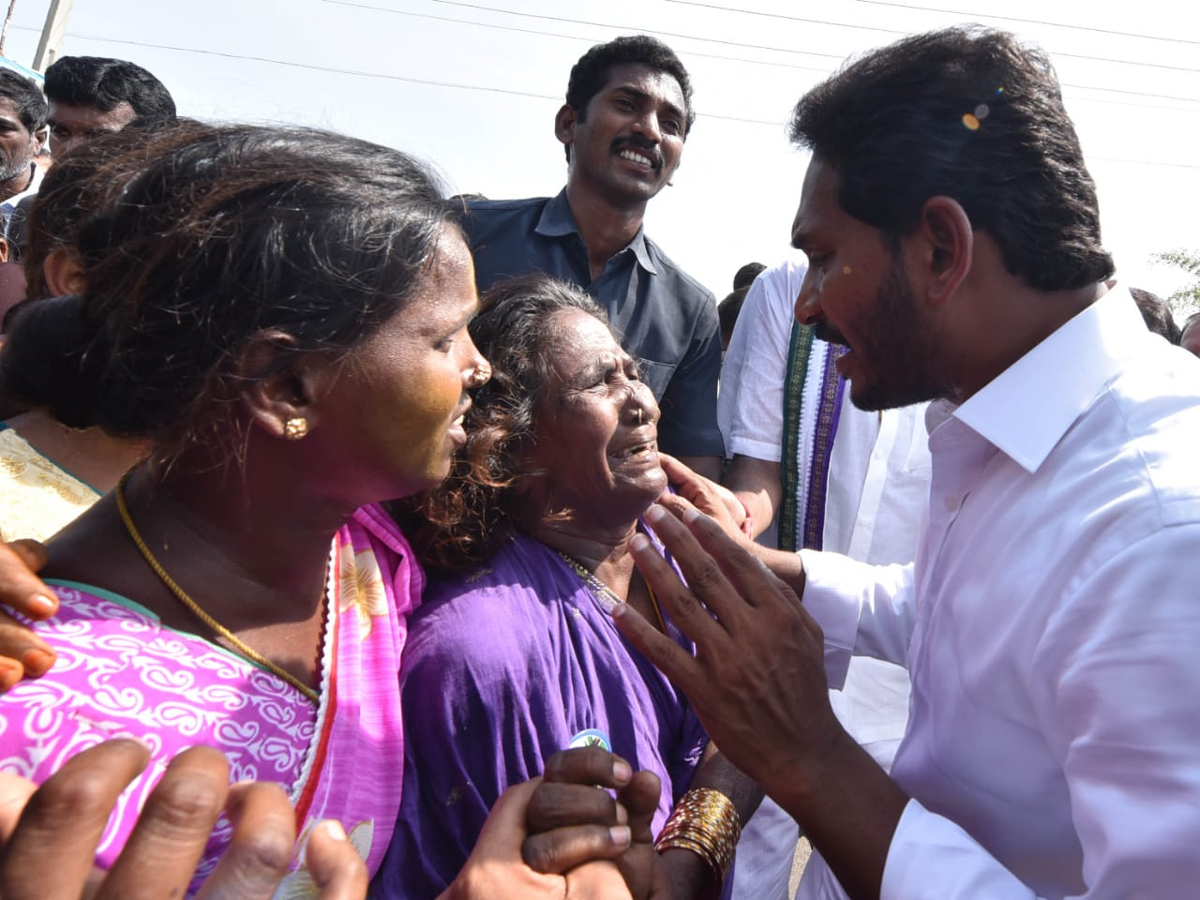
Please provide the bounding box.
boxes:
[803,287,1200,899]
[0,162,42,235]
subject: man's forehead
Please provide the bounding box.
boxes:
[791,159,837,244]
[0,98,25,127]
[49,100,137,129]
[598,63,685,109]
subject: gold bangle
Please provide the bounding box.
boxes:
[654,787,742,883]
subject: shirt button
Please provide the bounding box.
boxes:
[943,495,960,513]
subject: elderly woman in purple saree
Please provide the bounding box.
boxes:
[375,275,761,900]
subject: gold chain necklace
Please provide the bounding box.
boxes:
[115,473,321,703]
[556,550,668,634]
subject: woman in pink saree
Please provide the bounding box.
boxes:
[0,125,647,899]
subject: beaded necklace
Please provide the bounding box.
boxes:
[556,550,668,634]
[115,473,321,703]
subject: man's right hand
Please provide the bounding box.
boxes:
[0,539,58,691]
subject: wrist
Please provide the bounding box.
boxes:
[736,495,754,537]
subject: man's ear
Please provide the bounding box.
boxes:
[235,331,335,441]
[43,247,86,297]
[554,104,577,154]
[916,196,973,307]
[31,125,48,154]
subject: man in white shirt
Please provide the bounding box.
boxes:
[719,256,929,899]
[616,25,1200,900]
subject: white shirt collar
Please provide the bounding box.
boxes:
[932,286,1147,473]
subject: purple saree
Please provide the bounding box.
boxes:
[372,530,709,899]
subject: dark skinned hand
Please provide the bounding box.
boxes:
[0,539,58,691]
[524,746,671,900]
[0,740,368,900]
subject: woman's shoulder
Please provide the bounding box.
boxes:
[402,535,575,673]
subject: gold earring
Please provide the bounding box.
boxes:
[635,408,644,425]
[284,417,309,440]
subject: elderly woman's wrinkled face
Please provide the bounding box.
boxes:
[525,308,667,523]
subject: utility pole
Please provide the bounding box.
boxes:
[32,0,72,71]
[0,1,18,57]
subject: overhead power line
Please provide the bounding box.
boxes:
[15,24,1200,167]
[849,0,1200,46]
[662,0,1200,74]
[323,1,1200,102]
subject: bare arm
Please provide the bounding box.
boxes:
[676,455,722,484]
[720,455,782,539]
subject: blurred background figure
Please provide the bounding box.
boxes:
[1130,286,1181,343]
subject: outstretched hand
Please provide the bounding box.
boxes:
[611,504,837,807]
[0,740,368,900]
[0,539,58,691]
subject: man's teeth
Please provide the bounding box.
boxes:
[618,149,653,167]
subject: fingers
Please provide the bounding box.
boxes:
[616,770,662,843]
[0,540,58,691]
[0,738,151,900]
[527,782,625,833]
[0,771,38,845]
[302,821,369,900]
[541,746,632,790]
[632,508,740,635]
[0,540,56,620]
[609,587,703,699]
[191,780,295,900]
[0,609,57,689]
[655,453,693,483]
[524,748,640,873]
[96,745,231,900]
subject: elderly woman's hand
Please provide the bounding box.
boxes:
[0,539,58,692]
[523,747,671,900]
[0,740,368,900]
[442,749,650,900]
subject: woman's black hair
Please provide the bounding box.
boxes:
[1,125,457,459]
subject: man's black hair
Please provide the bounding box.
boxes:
[790,26,1113,292]
[45,56,175,120]
[562,35,694,162]
[0,69,48,132]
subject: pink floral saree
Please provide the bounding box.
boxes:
[0,503,421,897]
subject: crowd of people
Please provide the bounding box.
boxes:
[0,23,1198,900]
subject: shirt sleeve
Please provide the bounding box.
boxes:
[799,549,916,689]
[655,289,726,459]
[717,269,795,463]
[880,524,1200,899]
